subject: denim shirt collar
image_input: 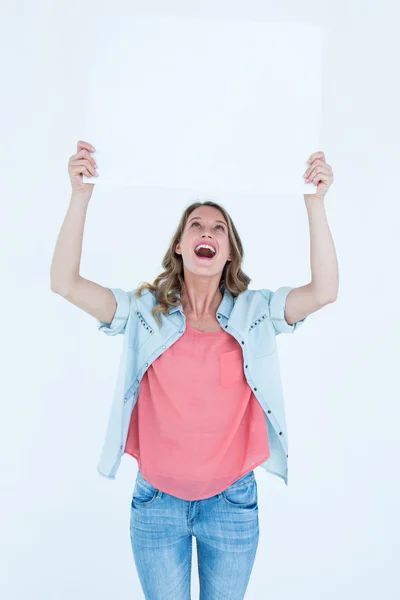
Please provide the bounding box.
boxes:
[167,286,234,319]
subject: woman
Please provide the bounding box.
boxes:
[51,140,337,599]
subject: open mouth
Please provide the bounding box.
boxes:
[194,245,217,260]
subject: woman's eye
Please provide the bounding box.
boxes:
[191,221,224,231]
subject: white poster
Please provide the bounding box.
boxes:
[82,15,323,195]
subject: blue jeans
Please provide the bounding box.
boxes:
[129,468,259,599]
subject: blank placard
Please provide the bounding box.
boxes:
[82,15,323,195]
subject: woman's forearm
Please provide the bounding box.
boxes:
[305,197,339,302]
[50,194,90,293]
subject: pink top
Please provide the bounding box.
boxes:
[124,320,270,500]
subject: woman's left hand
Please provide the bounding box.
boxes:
[303,151,334,201]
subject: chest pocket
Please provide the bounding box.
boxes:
[127,309,155,349]
[219,348,245,388]
[248,313,276,357]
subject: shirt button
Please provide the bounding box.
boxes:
[162,345,166,349]
[279,432,282,435]
[267,410,271,413]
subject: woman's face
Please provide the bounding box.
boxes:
[175,206,231,277]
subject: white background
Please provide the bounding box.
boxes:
[2,1,400,599]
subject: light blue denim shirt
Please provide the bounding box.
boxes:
[96,285,307,486]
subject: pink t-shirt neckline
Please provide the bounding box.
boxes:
[185,320,225,337]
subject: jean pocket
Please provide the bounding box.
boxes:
[221,472,258,508]
[219,348,244,388]
[132,471,162,506]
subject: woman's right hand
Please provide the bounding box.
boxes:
[68,140,98,199]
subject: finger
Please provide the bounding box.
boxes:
[312,173,330,185]
[305,167,329,183]
[71,164,93,178]
[71,158,97,177]
[70,149,97,170]
[81,166,95,178]
[307,151,325,164]
[79,148,97,169]
[77,140,96,153]
[309,170,332,185]
[304,163,330,181]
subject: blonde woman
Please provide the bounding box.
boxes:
[51,140,337,599]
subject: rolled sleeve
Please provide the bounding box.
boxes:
[97,288,132,336]
[267,286,307,335]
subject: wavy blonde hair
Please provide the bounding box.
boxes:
[134,200,251,327]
